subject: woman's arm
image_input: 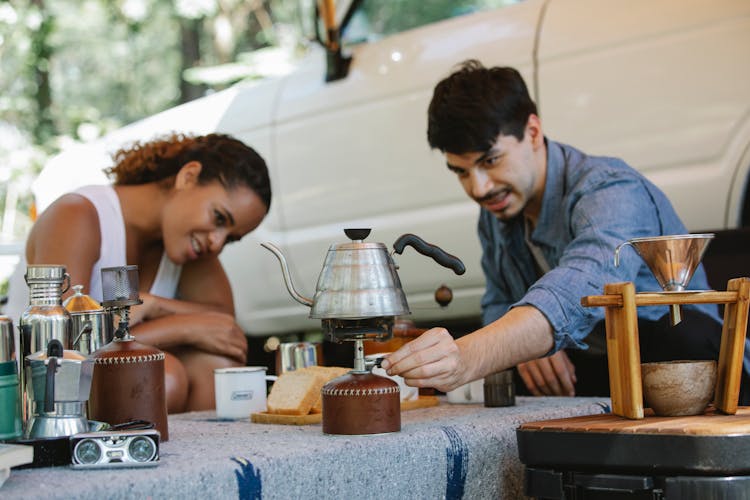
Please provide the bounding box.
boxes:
[131,255,235,323]
[129,254,246,362]
[130,310,247,363]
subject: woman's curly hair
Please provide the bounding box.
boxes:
[106,133,272,209]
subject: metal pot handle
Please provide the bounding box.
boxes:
[613,241,634,267]
[62,273,71,294]
[44,339,64,413]
[72,322,92,352]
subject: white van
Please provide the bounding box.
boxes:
[27,0,750,338]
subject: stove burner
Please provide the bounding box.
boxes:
[321,316,395,343]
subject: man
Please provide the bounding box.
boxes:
[382,60,749,402]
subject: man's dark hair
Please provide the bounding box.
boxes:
[427,60,538,154]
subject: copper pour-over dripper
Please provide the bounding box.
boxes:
[614,234,714,325]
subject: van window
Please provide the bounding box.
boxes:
[342,0,523,45]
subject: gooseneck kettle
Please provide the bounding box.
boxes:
[261,228,465,321]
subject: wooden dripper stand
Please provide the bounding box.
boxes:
[581,235,750,419]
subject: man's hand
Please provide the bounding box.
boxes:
[380,328,468,393]
[517,350,576,396]
[381,306,558,394]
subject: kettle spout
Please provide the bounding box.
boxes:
[260,242,314,307]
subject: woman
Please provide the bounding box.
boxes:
[19,133,271,413]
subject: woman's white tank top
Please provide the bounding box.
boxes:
[4,184,182,321]
[74,184,182,300]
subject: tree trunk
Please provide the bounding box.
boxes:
[179,18,206,104]
[29,0,56,144]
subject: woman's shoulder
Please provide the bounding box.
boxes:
[26,192,103,265]
[31,193,101,239]
[44,192,100,220]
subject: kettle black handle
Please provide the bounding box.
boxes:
[393,234,466,275]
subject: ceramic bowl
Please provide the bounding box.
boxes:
[641,360,716,416]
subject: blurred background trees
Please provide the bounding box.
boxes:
[0,0,311,249]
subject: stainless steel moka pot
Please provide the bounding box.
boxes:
[24,339,93,439]
[263,228,465,435]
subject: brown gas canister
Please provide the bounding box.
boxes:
[321,371,400,435]
[89,337,169,441]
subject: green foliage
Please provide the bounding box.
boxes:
[0,0,310,245]
[48,0,181,133]
[1,0,313,145]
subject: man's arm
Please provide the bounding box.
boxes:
[476,210,576,396]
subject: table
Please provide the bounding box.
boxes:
[1,397,608,500]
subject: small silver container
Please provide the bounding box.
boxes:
[484,370,515,407]
[64,285,114,355]
[275,342,318,374]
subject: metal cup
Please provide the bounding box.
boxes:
[0,316,14,362]
[483,370,515,407]
[70,310,114,355]
[64,285,114,355]
[275,342,318,374]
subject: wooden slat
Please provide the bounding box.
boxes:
[715,278,750,414]
[582,290,738,308]
[604,282,643,419]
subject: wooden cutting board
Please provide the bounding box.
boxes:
[519,406,750,436]
[250,396,440,425]
[400,395,439,411]
[251,412,322,425]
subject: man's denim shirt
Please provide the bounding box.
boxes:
[479,139,720,353]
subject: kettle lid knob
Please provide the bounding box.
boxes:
[344,228,371,241]
[46,339,64,358]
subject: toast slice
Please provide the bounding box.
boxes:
[304,366,351,413]
[266,370,327,415]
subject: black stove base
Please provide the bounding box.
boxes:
[517,427,750,475]
[517,419,750,499]
[525,467,750,500]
